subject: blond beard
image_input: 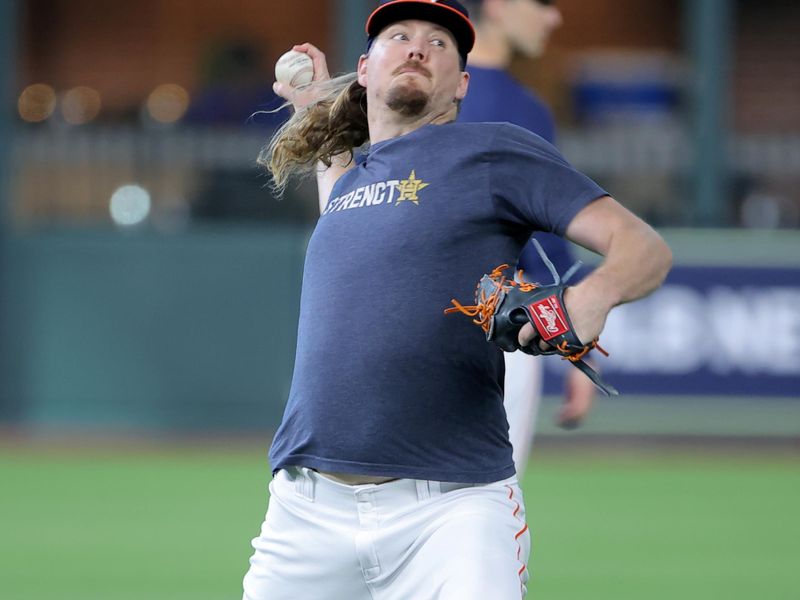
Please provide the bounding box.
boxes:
[385,83,430,117]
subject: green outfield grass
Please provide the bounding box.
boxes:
[1,442,798,600]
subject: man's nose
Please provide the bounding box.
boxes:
[407,41,426,61]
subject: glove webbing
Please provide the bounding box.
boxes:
[446,239,620,397]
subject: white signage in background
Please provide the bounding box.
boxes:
[596,285,800,376]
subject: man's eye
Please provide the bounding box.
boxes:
[431,39,446,48]
[392,32,409,40]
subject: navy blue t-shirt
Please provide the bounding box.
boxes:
[460,65,574,277]
[269,122,607,483]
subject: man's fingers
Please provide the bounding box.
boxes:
[556,369,596,429]
[556,400,585,429]
[557,414,582,430]
[517,322,535,346]
[273,81,288,99]
[292,43,330,81]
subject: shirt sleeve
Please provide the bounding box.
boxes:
[488,123,607,236]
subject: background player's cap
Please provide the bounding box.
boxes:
[365,0,476,65]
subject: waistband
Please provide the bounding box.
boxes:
[282,467,501,513]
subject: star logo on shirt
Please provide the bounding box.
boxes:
[395,170,429,205]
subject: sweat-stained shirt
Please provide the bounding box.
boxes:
[269,122,607,483]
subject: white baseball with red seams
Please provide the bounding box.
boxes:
[242,468,530,599]
[274,50,314,88]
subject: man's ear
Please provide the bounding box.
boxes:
[455,70,470,101]
[357,54,369,87]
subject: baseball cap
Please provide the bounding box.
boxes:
[365,0,476,65]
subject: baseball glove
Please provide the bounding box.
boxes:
[445,240,619,396]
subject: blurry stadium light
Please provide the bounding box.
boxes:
[110,184,152,227]
[61,86,102,125]
[18,83,56,122]
[146,84,190,124]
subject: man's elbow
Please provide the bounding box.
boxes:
[650,232,673,287]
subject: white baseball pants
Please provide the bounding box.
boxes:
[503,350,544,476]
[242,467,530,600]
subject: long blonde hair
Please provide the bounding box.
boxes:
[259,73,369,195]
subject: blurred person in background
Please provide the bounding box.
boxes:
[459,0,596,476]
[186,41,317,222]
[185,40,282,127]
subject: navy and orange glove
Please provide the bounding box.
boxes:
[446,240,618,397]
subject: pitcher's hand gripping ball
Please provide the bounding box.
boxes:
[446,240,619,396]
[274,50,314,88]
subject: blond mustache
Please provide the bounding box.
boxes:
[392,62,432,78]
